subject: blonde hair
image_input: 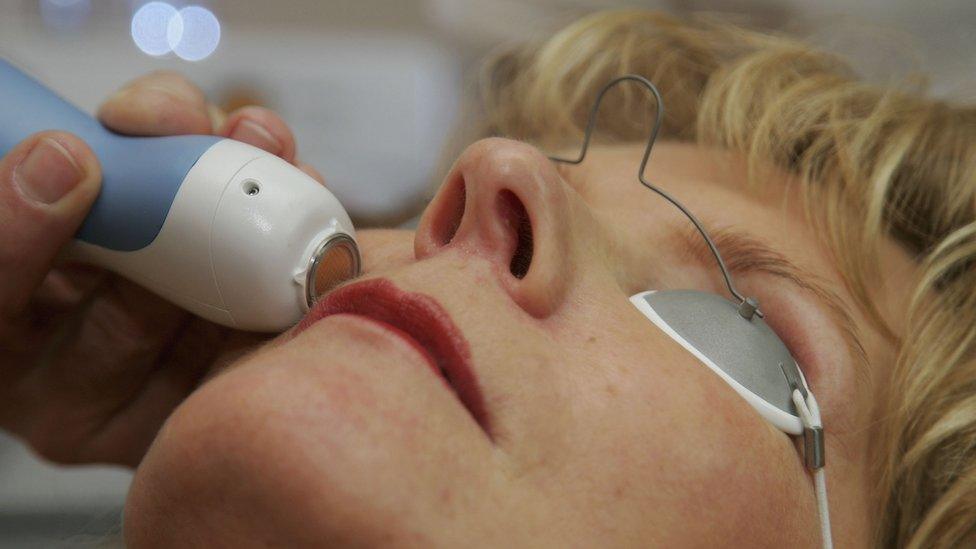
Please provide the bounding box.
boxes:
[457,10,976,548]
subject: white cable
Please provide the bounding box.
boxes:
[792,389,833,549]
[791,388,815,429]
[807,390,822,426]
[813,469,832,549]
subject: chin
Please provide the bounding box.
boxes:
[123,318,487,547]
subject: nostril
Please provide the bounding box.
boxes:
[433,177,466,246]
[496,190,533,279]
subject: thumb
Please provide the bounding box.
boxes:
[0,131,101,318]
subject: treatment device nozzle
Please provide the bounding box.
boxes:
[306,233,362,306]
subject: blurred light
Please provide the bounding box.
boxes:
[130,3,220,61]
[131,1,179,56]
[168,6,221,61]
[40,0,92,31]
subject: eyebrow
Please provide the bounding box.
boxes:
[675,225,871,386]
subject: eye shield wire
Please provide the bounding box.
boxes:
[550,75,832,548]
[547,75,764,320]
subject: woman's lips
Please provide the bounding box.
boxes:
[295,278,491,436]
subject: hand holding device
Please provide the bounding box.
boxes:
[0,59,360,332]
[0,65,348,466]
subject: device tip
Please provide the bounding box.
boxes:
[306,233,361,306]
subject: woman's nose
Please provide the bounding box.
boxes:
[415,138,575,318]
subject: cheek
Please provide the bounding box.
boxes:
[126,322,500,546]
[357,229,416,273]
[543,314,817,546]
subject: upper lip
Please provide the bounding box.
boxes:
[294,277,492,436]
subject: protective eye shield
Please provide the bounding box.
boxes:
[549,75,832,549]
[631,289,803,434]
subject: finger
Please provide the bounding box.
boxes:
[97,71,212,136]
[217,106,297,163]
[30,266,105,318]
[206,103,227,133]
[297,161,327,186]
[22,276,190,464]
[0,132,101,317]
[44,276,188,407]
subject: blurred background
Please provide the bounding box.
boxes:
[0,0,973,546]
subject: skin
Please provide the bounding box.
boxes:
[0,73,915,547]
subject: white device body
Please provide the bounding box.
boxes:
[630,290,804,435]
[68,139,356,332]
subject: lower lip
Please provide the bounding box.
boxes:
[293,278,490,434]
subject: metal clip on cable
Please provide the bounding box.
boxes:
[546,74,764,320]
[781,362,825,469]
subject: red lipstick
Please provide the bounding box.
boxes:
[295,278,491,435]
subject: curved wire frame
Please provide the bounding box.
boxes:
[548,74,762,319]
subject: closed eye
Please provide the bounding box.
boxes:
[673,225,870,386]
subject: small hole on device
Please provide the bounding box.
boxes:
[243,180,261,196]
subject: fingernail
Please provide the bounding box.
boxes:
[14,138,85,204]
[229,119,282,155]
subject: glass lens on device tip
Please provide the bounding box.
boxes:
[307,234,360,305]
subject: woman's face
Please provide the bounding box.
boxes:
[125,138,914,547]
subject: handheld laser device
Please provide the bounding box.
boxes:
[0,59,360,332]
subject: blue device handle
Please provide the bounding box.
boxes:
[0,58,221,251]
